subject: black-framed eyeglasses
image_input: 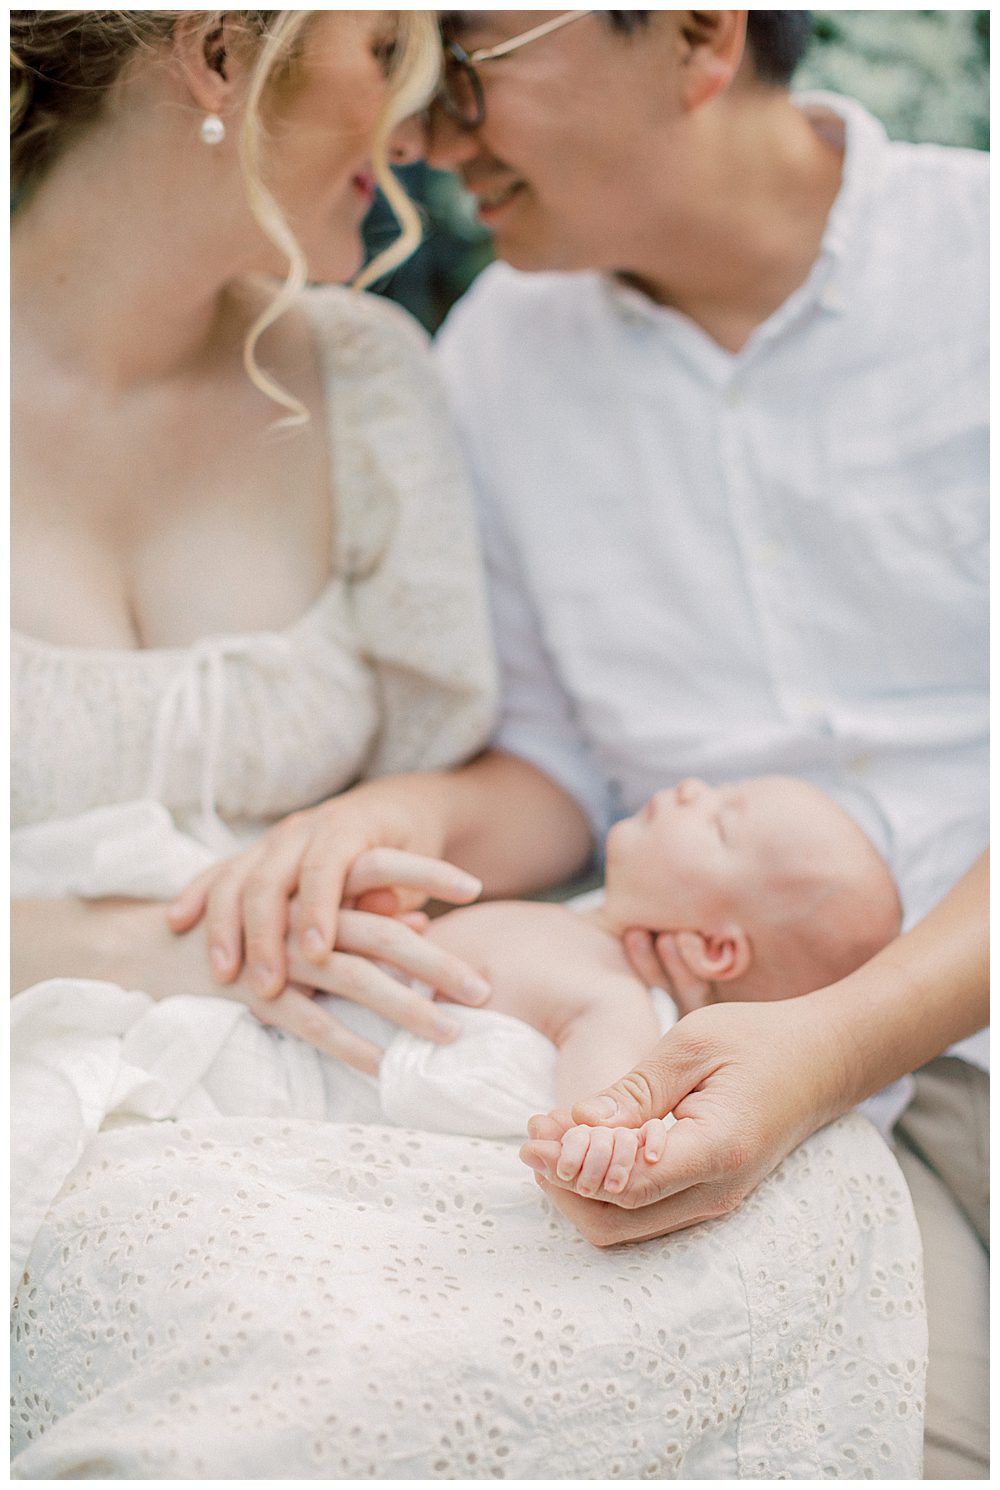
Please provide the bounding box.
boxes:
[437,11,593,130]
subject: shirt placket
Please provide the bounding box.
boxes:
[712,338,835,751]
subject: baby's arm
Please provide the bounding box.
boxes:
[425,900,662,1106]
[426,902,665,1193]
[547,976,662,1109]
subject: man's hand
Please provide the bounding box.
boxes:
[519,997,852,1246]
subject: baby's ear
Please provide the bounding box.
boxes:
[674,926,751,983]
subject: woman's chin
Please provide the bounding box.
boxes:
[291,231,366,288]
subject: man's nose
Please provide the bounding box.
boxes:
[423,100,482,171]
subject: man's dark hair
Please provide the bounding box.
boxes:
[607,12,813,87]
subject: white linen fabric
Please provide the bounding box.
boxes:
[435,93,988,1080]
[11,809,926,1477]
[12,285,497,848]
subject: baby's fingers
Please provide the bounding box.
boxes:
[556,1124,593,1183]
[603,1128,641,1194]
[576,1127,616,1196]
[640,1117,672,1163]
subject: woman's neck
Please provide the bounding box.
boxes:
[12,128,258,390]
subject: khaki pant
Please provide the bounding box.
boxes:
[893,1057,989,1479]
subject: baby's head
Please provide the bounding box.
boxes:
[603,776,902,1000]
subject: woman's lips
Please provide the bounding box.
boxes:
[353,172,376,203]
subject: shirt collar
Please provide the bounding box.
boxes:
[605,91,890,327]
[795,90,890,311]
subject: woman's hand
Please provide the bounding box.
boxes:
[14,890,488,1076]
[167,787,480,999]
[519,996,852,1245]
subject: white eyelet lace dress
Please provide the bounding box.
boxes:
[10,289,926,1479]
[12,287,498,849]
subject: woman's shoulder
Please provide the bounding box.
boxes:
[300,284,432,376]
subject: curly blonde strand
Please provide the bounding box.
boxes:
[11,11,441,424]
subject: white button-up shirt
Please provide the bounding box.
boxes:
[436,93,987,1064]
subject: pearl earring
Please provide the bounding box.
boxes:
[200,114,225,146]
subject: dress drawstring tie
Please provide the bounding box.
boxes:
[145,635,292,854]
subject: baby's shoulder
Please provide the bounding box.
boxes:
[426,901,629,985]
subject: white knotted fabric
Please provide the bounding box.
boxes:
[142,633,295,854]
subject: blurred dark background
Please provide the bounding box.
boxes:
[362,10,989,333]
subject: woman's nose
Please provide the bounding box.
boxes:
[675,777,708,805]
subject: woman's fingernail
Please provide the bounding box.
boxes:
[251,963,274,995]
[462,976,491,1004]
[209,945,230,978]
[433,1014,462,1040]
[303,928,326,959]
[588,1096,620,1121]
[450,875,482,899]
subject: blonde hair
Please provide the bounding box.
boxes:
[10,10,440,421]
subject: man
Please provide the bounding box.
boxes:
[424,12,987,1478]
[187,12,987,1475]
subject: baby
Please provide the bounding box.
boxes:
[420,775,902,1195]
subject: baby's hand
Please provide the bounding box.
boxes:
[521,1113,670,1199]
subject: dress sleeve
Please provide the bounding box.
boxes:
[435,290,613,840]
[318,290,498,778]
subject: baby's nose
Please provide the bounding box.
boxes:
[675,777,708,805]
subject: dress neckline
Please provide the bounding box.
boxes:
[11,573,345,662]
[12,289,347,664]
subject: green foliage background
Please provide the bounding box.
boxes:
[365,10,989,332]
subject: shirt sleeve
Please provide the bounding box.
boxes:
[322,292,499,779]
[435,289,613,841]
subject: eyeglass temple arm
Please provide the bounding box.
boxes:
[470,10,593,64]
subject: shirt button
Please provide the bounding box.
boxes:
[849,753,873,776]
[724,384,745,408]
[796,695,829,729]
[753,540,782,569]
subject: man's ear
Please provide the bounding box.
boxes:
[674,925,752,983]
[172,13,240,116]
[677,11,748,111]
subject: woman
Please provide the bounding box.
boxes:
[10,12,926,1478]
[11,8,498,1070]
